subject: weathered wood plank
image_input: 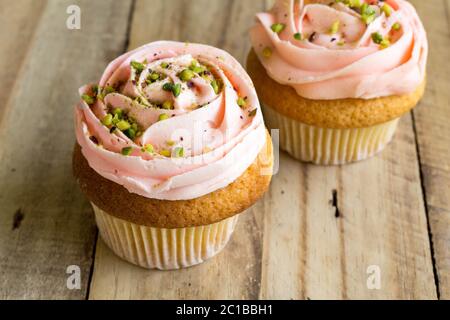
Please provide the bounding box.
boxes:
[0,0,47,124]
[260,119,436,300]
[0,0,133,299]
[410,0,450,299]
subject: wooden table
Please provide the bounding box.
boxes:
[0,0,448,300]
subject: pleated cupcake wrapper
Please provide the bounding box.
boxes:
[262,104,399,165]
[92,204,239,270]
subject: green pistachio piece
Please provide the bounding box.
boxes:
[104,85,115,95]
[179,69,195,82]
[113,108,123,117]
[173,147,184,158]
[191,65,206,74]
[121,147,133,156]
[131,123,138,131]
[160,62,169,69]
[116,120,131,131]
[262,47,272,58]
[160,149,171,157]
[102,113,113,126]
[124,128,136,140]
[172,83,182,97]
[360,3,376,25]
[381,4,392,17]
[379,38,390,49]
[130,60,145,73]
[294,33,302,40]
[162,82,174,92]
[271,23,286,34]
[392,22,401,31]
[211,80,220,94]
[237,97,247,108]
[330,20,340,34]
[371,32,383,44]
[141,144,154,154]
[158,113,170,122]
[150,73,160,81]
[162,101,173,110]
[249,109,257,117]
[112,114,120,125]
[81,94,95,105]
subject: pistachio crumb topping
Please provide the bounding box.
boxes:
[121,147,133,156]
[116,120,131,131]
[360,3,376,25]
[271,23,286,34]
[381,4,392,17]
[372,32,390,49]
[237,97,247,108]
[392,22,401,31]
[102,114,113,126]
[379,38,390,49]
[158,113,169,122]
[294,33,302,40]
[211,80,220,94]
[130,60,145,73]
[81,94,95,105]
[173,147,184,158]
[189,60,207,74]
[103,108,142,140]
[262,47,272,58]
[113,108,123,117]
[179,69,195,82]
[162,101,173,110]
[371,32,384,44]
[248,109,257,117]
[172,83,182,97]
[329,20,340,35]
[160,149,171,157]
[141,144,154,154]
[162,82,182,97]
[166,140,175,146]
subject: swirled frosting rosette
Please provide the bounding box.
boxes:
[250,0,428,100]
[75,41,266,201]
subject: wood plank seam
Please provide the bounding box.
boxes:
[85,0,137,300]
[411,111,441,299]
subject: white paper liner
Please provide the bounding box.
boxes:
[92,204,239,270]
[262,104,399,165]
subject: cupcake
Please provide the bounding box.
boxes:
[248,0,427,165]
[73,41,273,270]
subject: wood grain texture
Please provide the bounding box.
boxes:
[260,117,436,300]
[0,0,47,124]
[0,0,133,299]
[410,0,450,299]
[88,0,438,300]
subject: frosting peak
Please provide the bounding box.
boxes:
[75,41,266,200]
[250,0,428,100]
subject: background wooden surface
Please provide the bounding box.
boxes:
[0,0,448,300]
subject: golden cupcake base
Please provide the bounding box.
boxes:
[92,204,239,270]
[262,103,399,165]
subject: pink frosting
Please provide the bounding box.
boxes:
[250,0,428,100]
[75,41,266,200]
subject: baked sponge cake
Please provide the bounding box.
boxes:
[248,0,428,165]
[73,41,273,270]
